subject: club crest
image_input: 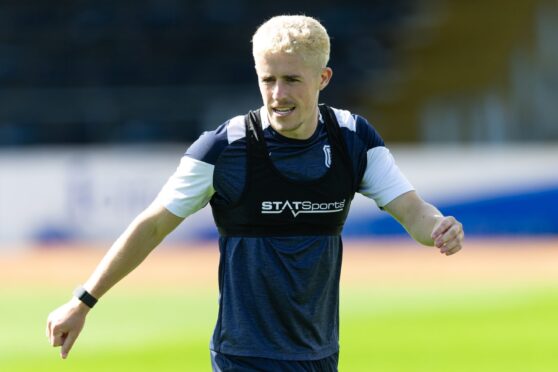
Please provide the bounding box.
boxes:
[323,145,331,168]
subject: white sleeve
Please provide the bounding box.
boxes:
[358,147,414,208]
[154,156,215,218]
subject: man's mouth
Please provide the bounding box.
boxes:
[272,106,295,116]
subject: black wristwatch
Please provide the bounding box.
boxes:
[73,286,98,308]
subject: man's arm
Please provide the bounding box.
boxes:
[46,202,184,359]
[383,191,464,255]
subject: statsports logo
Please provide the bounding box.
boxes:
[261,199,346,218]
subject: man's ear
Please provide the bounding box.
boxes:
[319,67,333,90]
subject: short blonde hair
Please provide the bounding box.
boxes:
[252,15,330,69]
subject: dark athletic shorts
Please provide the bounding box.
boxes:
[210,351,339,372]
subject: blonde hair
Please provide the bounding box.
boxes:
[252,15,330,69]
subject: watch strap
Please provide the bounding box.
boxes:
[73,286,98,308]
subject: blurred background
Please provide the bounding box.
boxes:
[0,1,557,371]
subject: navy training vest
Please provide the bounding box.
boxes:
[211,104,356,237]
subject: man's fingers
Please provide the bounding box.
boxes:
[431,216,455,241]
[51,330,66,347]
[440,240,459,254]
[443,240,463,255]
[61,331,78,359]
[433,217,463,248]
[47,300,88,359]
[440,231,464,255]
[436,224,460,247]
[46,318,51,339]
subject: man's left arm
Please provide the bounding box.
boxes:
[383,191,464,256]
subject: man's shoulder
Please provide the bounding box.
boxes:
[185,114,248,165]
[327,106,357,131]
[327,106,385,150]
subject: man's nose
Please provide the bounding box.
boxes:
[272,82,287,100]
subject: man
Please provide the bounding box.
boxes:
[46,15,463,371]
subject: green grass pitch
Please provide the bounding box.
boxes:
[2,286,558,371]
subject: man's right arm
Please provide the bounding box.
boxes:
[46,118,228,359]
[46,203,184,359]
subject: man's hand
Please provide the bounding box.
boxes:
[431,216,464,256]
[46,298,90,359]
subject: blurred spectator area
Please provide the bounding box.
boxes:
[0,0,556,145]
[360,0,558,143]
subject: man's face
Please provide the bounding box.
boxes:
[255,52,332,140]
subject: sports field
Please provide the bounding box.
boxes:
[1,238,557,371]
